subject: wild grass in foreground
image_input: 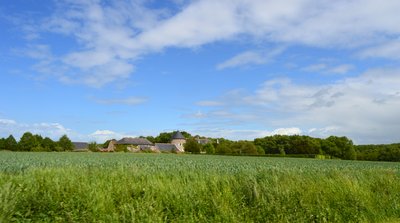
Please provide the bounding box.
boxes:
[0,152,399,222]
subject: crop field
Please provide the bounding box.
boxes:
[1,152,400,222]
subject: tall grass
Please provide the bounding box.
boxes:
[0,152,399,222]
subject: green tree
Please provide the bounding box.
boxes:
[243,141,258,154]
[154,132,173,143]
[256,145,265,155]
[88,142,99,152]
[4,135,18,151]
[215,141,233,154]
[203,143,215,154]
[42,137,56,151]
[184,138,201,154]
[58,135,74,151]
[323,136,356,160]
[19,132,39,151]
[0,138,5,150]
[145,136,155,143]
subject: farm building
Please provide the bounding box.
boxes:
[114,137,153,152]
[73,142,88,151]
[101,131,187,153]
[170,131,186,152]
[195,137,211,145]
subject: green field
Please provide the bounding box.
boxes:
[1,152,400,222]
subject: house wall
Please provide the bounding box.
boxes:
[171,139,186,152]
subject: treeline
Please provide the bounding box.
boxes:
[0,132,74,152]
[184,134,399,162]
[355,144,400,162]
[1,131,399,162]
[254,135,356,160]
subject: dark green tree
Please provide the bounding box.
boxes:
[88,142,99,152]
[42,137,56,151]
[58,135,74,151]
[145,136,155,143]
[323,136,356,160]
[184,138,201,154]
[154,132,173,143]
[19,132,39,151]
[215,141,233,154]
[231,141,258,155]
[0,138,5,150]
[256,145,265,155]
[203,143,215,154]
[5,135,18,151]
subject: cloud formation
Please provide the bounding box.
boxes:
[0,118,73,140]
[93,97,148,105]
[18,0,400,87]
[216,47,285,70]
[195,68,400,144]
[191,127,302,141]
[89,129,136,143]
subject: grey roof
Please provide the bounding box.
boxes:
[73,142,88,150]
[155,143,177,152]
[116,137,153,145]
[196,138,211,145]
[171,131,185,140]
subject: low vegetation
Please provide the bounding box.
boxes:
[0,153,399,222]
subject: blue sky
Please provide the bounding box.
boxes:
[1,0,400,144]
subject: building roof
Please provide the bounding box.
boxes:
[196,138,211,145]
[73,142,88,150]
[171,131,185,140]
[116,137,153,145]
[155,143,178,152]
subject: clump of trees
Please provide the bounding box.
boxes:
[0,132,74,152]
[254,135,356,160]
[355,144,400,162]
[145,131,192,143]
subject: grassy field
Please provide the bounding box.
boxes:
[0,152,400,222]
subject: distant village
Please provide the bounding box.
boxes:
[73,131,211,153]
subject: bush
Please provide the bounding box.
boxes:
[88,142,99,152]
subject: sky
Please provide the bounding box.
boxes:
[1,0,400,144]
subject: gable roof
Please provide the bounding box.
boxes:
[171,131,185,140]
[116,137,153,145]
[73,142,88,150]
[155,143,177,152]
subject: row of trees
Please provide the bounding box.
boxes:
[254,135,356,160]
[1,131,399,161]
[0,132,74,152]
[184,138,264,155]
[355,144,400,162]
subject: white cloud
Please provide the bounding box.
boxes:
[327,64,354,74]
[190,68,400,144]
[136,0,400,49]
[93,96,148,105]
[191,127,301,140]
[302,63,354,75]
[0,118,136,143]
[359,40,400,60]
[196,100,224,107]
[302,64,328,73]
[88,129,135,143]
[271,128,302,136]
[19,0,400,87]
[0,118,74,140]
[216,47,285,70]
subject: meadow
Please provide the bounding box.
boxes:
[0,152,399,222]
